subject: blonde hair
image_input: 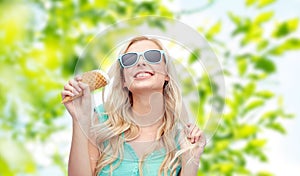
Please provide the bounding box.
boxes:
[92,36,188,176]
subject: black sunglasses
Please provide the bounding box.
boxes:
[118,49,166,68]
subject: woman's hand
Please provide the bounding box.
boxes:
[61,76,92,127]
[181,123,206,158]
[179,123,206,175]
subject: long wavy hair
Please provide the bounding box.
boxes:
[92,36,189,176]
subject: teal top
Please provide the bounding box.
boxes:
[94,105,181,176]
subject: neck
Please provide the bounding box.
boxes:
[131,91,165,127]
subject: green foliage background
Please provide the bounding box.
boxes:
[0,0,299,175]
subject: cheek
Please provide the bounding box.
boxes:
[123,68,134,83]
[153,65,169,84]
[153,64,168,76]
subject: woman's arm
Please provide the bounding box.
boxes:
[88,137,100,174]
[69,118,95,176]
[62,76,99,175]
[68,113,100,176]
[179,124,206,176]
[179,156,200,176]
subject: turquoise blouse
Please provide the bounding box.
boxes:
[94,105,181,176]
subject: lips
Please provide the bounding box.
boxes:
[134,71,154,78]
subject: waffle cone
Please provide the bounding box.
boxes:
[61,70,109,104]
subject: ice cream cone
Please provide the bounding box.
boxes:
[61,70,109,104]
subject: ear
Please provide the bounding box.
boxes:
[165,75,170,81]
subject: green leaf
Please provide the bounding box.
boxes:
[232,19,252,37]
[135,1,156,13]
[257,40,269,51]
[272,18,299,38]
[242,23,263,45]
[282,38,300,49]
[266,122,286,134]
[254,58,276,73]
[255,90,274,99]
[243,82,256,98]
[215,140,230,152]
[254,11,274,24]
[159,6,173,17]
[207,21,222,39]
[269,38,300,55]
[246,0,257,6]
[281,112,295,119]
[234,125,257,139]
[188,48,201,64]
[257,171,274,176]
[248,139,267,148]
[228,12,241,25]
[212,162,234,174]
[243,99,264,115]
[248,73,268,80]
[258,0,276,8]
[257,150,268,162]
[259,111,278,124]
[237,58,247,76]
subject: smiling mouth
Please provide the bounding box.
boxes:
[134,71,154,78]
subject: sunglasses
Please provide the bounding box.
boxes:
[118,49,166,68]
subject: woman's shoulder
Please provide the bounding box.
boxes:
[94,104,109,123]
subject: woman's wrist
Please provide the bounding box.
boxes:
[181,157,200,167]
[180,160,200,176]
[181,151,201,163]
[72,115,91,132]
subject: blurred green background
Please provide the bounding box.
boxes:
[0,0,299,175]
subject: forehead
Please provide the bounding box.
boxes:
[126,40,161,52]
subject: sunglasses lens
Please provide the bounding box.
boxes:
[121,53,138,67]
[144,50,161,63]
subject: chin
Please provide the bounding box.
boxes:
[129,84,164,94]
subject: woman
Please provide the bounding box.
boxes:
[62,36,206,176]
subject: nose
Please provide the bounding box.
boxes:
[136,55,147,67]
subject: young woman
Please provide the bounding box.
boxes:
[62,36,206,176]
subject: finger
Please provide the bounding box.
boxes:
[187,124,197,137]
[78,82,90,95]
[184,123,191,136]
[75,75,83,81]
[69,79,82,93]
[183,126,189,137]
[193,130,202,143]
[64,84,79,95]
[190,126,202,144]
[61,90,75,98]
[64,83,80,94]
[190,126,200,138]
[194,136,200,143]
[189,136,195,144]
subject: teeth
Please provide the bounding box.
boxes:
[136,72,151,78]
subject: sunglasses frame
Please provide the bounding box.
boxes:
[118,49,166,68]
